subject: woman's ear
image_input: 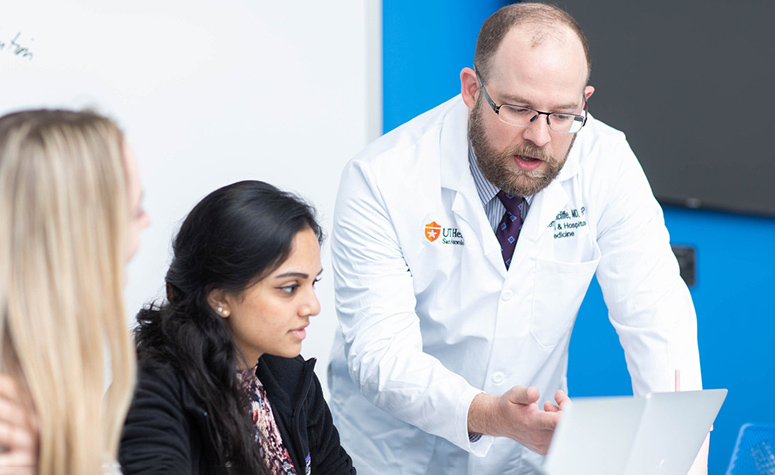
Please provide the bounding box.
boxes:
[207,288,231,318]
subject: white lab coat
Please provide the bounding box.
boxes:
[328,95,702,474]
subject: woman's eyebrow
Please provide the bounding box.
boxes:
[274,272,310,279]
[274,269,323,280]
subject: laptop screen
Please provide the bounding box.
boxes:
[543,389,727,475]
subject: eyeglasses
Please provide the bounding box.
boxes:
[475,70,588,134]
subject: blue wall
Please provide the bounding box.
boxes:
[570,207,775,472]
[383,0,510,132]
[383,1,775,473]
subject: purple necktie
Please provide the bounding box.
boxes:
[495,191,523,269]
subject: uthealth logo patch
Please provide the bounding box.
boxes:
[424,221,464,246]
[425,221,442,242]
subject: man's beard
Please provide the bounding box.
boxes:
[469,96,574,197]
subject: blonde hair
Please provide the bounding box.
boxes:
[0,110,136,473]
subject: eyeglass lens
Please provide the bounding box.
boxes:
[499,105,584,133]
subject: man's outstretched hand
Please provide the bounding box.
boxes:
[468,385,570,455]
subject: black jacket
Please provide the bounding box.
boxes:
[119,354,355,474]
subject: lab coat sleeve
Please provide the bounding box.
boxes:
[332,159,492,455]
[593,137,702,396]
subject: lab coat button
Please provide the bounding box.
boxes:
[501,290,513,301]
[491,372,505,384]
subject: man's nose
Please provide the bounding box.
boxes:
[522,113,552,148]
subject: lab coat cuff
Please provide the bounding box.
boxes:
[468,433,493,457]
[456,388,493,456]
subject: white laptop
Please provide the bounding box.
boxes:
[541,389,728,475]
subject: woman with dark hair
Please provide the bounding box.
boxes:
[118,180,354,474]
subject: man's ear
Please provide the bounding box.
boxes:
[207,288,230,318]
[461,67,480,110]
[584,85,595,101]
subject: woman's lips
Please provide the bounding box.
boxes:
[289,326,308,341]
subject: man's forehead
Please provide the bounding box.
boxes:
[514,23,572,50]
[487,24,588,101]
[490,24,587,77]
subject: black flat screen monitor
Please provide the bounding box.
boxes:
[568,1,775,217]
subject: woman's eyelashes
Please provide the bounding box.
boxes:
[277,275,321,295]
[277,283,300,295]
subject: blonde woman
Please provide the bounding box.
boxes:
[0,109,150,473]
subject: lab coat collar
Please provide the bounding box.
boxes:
[439,96,476,194]
[554,115,593,182]
[439,96,508,276]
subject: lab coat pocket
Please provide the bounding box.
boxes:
[530,255,599,349]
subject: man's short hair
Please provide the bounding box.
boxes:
[474,2,591,83]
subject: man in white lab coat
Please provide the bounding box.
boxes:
[328,3,703,474]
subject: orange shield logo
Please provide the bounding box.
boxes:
[424,221,441,242]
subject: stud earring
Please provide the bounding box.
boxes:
[222,310,230,317]
[217,307,223,313]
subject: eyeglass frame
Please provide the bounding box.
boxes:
[474,69,588,134]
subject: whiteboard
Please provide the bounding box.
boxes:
[2,0,382,396]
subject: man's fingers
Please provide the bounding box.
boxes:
[544,390,571,414]
[508,385,540,405]
[496,386,565,455]
[555,389,572,411]
[538,410,560,431]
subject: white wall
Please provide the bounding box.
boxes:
[2,0,381,396]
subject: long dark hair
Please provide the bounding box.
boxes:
[134,180,322,471]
